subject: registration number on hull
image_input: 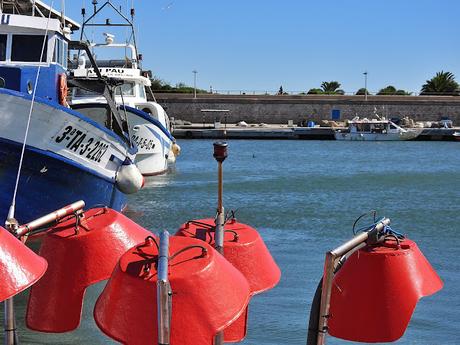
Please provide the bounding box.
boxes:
[131,134,155,151]
[54,125,110,163]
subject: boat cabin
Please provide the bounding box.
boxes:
[348,119,401,134]
[0,1,79,104]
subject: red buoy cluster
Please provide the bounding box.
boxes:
[12,205,279,344]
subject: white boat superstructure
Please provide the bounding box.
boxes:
[69,3,179,176]
[334,117,422,141]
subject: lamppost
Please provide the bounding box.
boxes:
[192,70,197,99]
[363,71,368,101]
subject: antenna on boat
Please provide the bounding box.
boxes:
[79,0,140,64]
[81,0,86,21]
[60,0,65,29]
[92,0,98,14]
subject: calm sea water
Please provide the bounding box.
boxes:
[5,139,460,344]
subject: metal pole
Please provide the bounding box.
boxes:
[4,212,18,345]
[192,70,197,99]
[16,200,85,237]
[4,299,17,345]
[316,218,390,345]
[364,71,368,101]
[157,231,171,345]
[213,142,228,255]
[212,142,228,345]
[215,161,224,254]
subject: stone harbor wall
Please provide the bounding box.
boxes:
[154,93,460,125]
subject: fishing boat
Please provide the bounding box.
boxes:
[69,1,179,176]
[334,117,422,141]
[0,0,143,224]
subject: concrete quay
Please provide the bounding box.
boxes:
[157,93,460,125]
[173,124,459,141]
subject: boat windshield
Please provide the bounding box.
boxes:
[75,88,100,97]
[115,82,135,96]
[74,82,135,98]
[0,35,6,61]
[11,35,47,62]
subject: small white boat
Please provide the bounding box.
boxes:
[453,132,460,141]
[334,117,422,141]
[70,2,179,176]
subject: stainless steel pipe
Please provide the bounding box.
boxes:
[157,230,171,345]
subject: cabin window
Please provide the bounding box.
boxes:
[11,35,47,62]
[115,83,135,96]
[139,85,146,99]
[0,35,6,61]
[53,37,65,66]
[74,88,101,97]
[62,41,68,69]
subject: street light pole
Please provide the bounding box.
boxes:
[364,71,368,101]
[192,70,197,99]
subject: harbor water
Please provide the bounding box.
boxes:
[5,139,460,344]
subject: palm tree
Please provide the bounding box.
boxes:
[421,71,459,95]
[321,81,341,94]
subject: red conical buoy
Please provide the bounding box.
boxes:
[26,207,151,333]
[94,235,251,345]
[328,238,443,343]
[0,226,47,302]
[176,218,281,342]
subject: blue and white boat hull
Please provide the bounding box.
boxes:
[0,89,133,223]
[124,106,174,176]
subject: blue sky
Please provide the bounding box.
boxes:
[57,0,460,94]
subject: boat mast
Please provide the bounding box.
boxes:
[79,0,139,64]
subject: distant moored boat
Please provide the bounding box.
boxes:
[334,117,423,141]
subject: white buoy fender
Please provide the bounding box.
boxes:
[115,158,144,194]
[168,142,181,163]
[172,142,181,156]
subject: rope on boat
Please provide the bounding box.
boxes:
[352,211,405,242]
[7,1,55,221]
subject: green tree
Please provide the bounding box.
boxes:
[421,71,459,95]
[395,89,412,96]
[321,81,341,94]
[356,88,370,95]
[377,85,397,95]
[377,85,411,95]
[307,88,323,94]
[149,77,208,94]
